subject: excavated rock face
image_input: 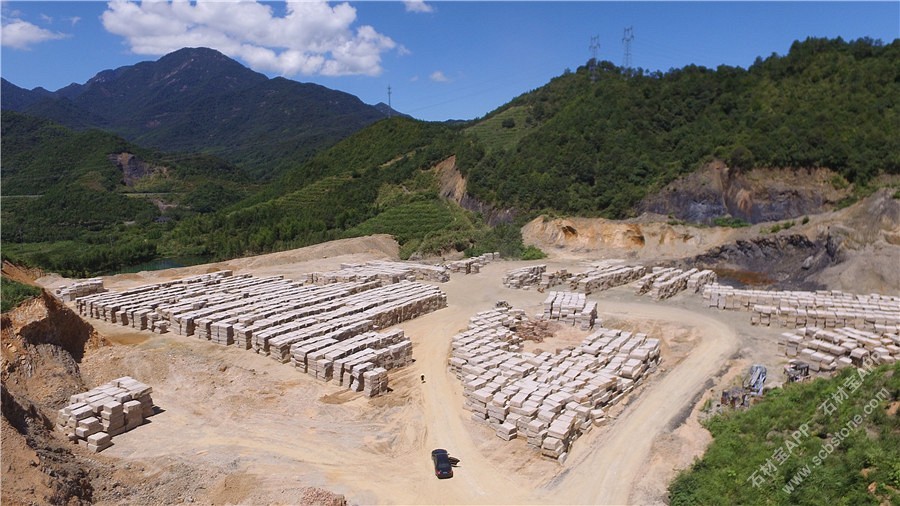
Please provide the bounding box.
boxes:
[639,162,852,225]
[435,155,516,226]
[2,291,105,505]
[108,152,168,187]
[677,234,839,290]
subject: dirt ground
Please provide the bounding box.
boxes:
[22,235,799,506]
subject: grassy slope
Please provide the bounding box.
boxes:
[669,365,900,505]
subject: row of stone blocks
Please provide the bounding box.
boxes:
[305,260,450,285]
[56,377,153,453]
[56,277,106,302]
[449,305,660,462]
[502,265,549,289]
[701,284,900,333]
[74,271,445,397]
[634,267,717,300]
[571,264,648,295]
[290,328,409,396]
[541,291,597,330]
[446,252,499,274]
[779,327,900,372]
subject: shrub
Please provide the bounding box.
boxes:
[712,216,750,228]
[1,278,42,312]
[521,245,547,260]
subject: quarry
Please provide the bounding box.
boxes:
[0,203,891,505]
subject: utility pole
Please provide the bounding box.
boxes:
[622,26,634,70]
[387,85,392,118]
[589,35,600,82]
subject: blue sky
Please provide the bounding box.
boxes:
[2,1,898,121]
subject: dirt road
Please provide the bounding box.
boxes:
[546,300,740,504]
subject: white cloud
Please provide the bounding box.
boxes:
[68,16,82,27]
[100,0,400,77]
[404,1,433,14]
[429,70,449,82]
[1,18,66,49]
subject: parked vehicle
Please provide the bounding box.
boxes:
[431,449,453,479]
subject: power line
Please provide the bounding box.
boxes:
[622,26,634,69]
[588,35,600,82]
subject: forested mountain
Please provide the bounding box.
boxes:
[2,47,391,179]
[461,37,899,218]
[1,111,254,274]
[2,37,897,276]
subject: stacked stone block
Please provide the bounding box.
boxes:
[570,264,648,295]
[542,291,597,330]
[502,265,547,289]
[306,260,450,284]
[779,327,900,372]
[56,377,154,452]
[75,272,444,398]
[702,284,900,333]
[634,268,717,299]
[447,252,499,274]
[56,278,106,302]
[449,306,660,462]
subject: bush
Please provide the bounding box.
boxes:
[1,278,42,312]
[712,216,750,228]
[521,245,547,260]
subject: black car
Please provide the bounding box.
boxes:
[431,448,453,479]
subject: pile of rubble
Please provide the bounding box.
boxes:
[56,278,106,302]
[449,305,660,463]
[56,377,154,452]
[446,252,499,274]
[702,284,900,333]
[305,261,449,284]
[75,270,446,397]
[541,291,597,330]
[779,327,900,372]
[634,267,717,300]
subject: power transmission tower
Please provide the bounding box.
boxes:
[622,26,634,69]
[588,35,600,82]
[387,85,392,118]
